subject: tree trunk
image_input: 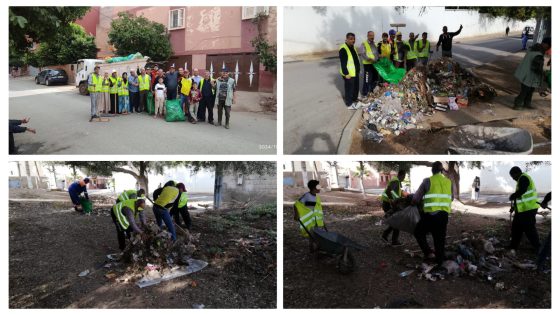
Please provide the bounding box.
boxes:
[214,163,224,210]
[359,161,366,199]
[312,161,319,181]
[446,161,461,202]
[291,161,296,188]
[333,163,340,188]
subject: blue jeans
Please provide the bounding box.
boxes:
[119,95,129,113]
[152,205,177,241]
[180,94,189,114]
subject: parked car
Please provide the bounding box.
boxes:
[522,26,534,39]
[35,69,68,86]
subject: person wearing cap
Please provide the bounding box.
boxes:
[360,31,379,96]
[339,32,360,110]
[68,178,90,212]
[171,183,192,229]
[513,37,551,110]
[138,68,151,113]
[436,24,463,58]
[415,32,431,66]
[108,70,119,114]
[293,180,325,248]
[97,71,111,115]
[388,29,396,44]
[165,65,179,100]
[88,66,101,121]
[128,69,139,113]
[392,31,405,68]
[214,68,236,129]
[404,32,419,71]
[111,198,147,250]
[412,162,454,270]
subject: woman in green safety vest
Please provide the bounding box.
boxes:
[381,170,407,246]
[111,198,146,250]
[294,180,325,236]
[507,166,541,252]
[171,183,192,230]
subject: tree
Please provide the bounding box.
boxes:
[326,161,340,188]
[9,7,90,53]
[31,23,97,67]
[355,162,371,199]
[188,162,276,209]
[108,12,172,61]
[251,11,277,96]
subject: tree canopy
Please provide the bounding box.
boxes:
[108,12,173,61]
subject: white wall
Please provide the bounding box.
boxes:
[284,6,533,56]
[112,167,214,194]
[410,162,551,194]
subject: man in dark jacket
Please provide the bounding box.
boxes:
[9,118,36,154]
[198,71,216,123]
[436,24,463,57]
[165,65,179,100]
[339,32,361,109]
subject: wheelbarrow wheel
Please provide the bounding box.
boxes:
[337,250,356,274]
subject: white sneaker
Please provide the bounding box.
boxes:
[347,103,357,110]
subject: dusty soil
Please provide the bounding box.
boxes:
[283,201,551,309]
[9,191,276,309]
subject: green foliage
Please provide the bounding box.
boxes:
[108,12,172,61]
[188,162,276,176]
[246,202,276,219]
[9,7,90,52]
[251,13,277,74]
[475,7,550,21]
[31,23,97,67]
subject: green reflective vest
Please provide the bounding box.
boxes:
[109,76,118,94]
[381,177,402,203]
[404,40,417,60]
[294,195,324,237]
[101,77,110,93]
[339,43,358,77]
[113,199,143,230]
[118,189,137,203]
[415,40,431,58]
[138,74,151,91]
[89,73,101,93]
[118,78,129,96]
[154,186,180,209]
[515,173,539,212]
[423,173,452,213]
[392,41,403,62]
[362,40,377,65]
[178,192,188,208]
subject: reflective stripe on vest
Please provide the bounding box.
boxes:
[415,40,430,58]
[139,74,150,91]
[423,173,452,213]
[294,195,324,237]
[515,173,539,212]
[405,40,417,60]
[113,199,136,229]
[93,74,103,93]
[381,177,402,202]
[154,186,180,209]
[109,77,118,94]
[362,40,376,65]
[118,190,137,203]
[379,42,392,58]
[89,74,100,93]
[339,43,358,77]
[178,192,188,208]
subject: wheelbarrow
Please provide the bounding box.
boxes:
[300,221,366,274]
[447,125,533,155]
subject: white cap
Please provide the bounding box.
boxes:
[130,68,135,72]
[112,69,117,73]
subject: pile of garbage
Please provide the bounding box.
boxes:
[401,232,538,288]
[360,58,497,142]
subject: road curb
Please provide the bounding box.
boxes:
[337,108,362,154]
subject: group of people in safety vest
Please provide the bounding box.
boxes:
[109,180,191,250]
[293,162,551,272]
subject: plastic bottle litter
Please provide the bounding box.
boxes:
[399,270,415,277]
[79,269,90,277]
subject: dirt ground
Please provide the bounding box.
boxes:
[9,190,276,309]
[283,200,551,309]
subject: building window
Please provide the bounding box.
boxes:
[169,8,185,30]
[242,6,269,20]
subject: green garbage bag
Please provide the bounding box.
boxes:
[374,57,406,84]
[146,91,155,115]
[165,99,185,122]
[80,197,93,214]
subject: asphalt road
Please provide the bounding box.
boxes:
[283,35,534,154]
[9,78,276,155]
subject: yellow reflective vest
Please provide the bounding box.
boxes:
[362,40,377,65]
[422,173,452,213]
[404,40,417,60]
[515,173,539,212]
[113,199,143,230]
[294,195,324,237]
[415,40,431,58]
[339,43,358,77]
[154,186,180,209]
[138,74,151,91]
[109,76,118,94]
[89,73,101,93]
[180,77,193,96]
[381,177,402,203]
[379,42,392,59]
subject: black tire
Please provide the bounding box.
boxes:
[337,251,356,274]
[35,78,39,84]
[79,82,89,95]
[45,78,50,86]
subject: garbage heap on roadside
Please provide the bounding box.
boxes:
[361,58,497,143]
[402,232,538,289]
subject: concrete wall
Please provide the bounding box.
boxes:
[284,6,534,56]
[8,176,50,189]
[409,162,551,195]
[223,173,277,202]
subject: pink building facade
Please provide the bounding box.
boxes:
[77,6,276,92]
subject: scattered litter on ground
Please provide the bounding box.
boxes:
[78,270,90,277]
[193,303,205,309]
[399,270,414,277]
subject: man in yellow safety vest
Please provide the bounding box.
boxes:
[360,31,379,96]
[404,32,419,71]
[507,166,541,252]
[109,70,119,114]
[412,162,453,268]
[138,68,151,113]
[392,32,405,69]
[294,180,325,251]
[415,32,431,66]
[111,198,146,250]
[339,32,360,110]
[88,66,101,122]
